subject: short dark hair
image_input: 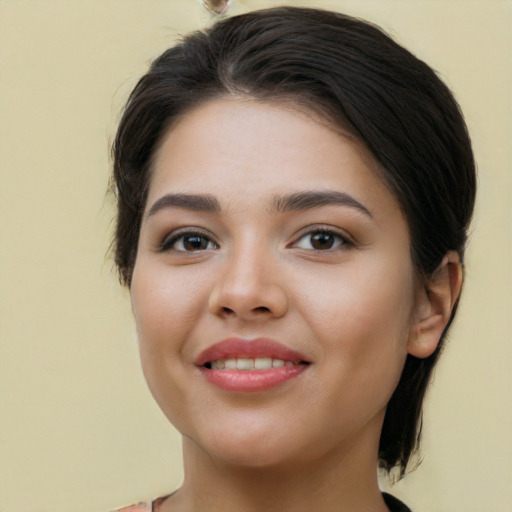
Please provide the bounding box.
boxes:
[111,6,476,477]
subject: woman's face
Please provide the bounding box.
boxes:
[131,98,424,469]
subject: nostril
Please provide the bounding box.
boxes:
[253,306,271,313]
[209,284,288,319]
[220,306,270,315]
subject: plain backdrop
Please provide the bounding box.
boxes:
[1,1,511,511]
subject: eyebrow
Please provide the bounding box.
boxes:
[145,190,372,220]
[272,190,372,217]
[146,193,221,219]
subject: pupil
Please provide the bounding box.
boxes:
[311,232,334,250]
[184,235,207,251]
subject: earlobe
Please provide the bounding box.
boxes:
[408,251,463,359]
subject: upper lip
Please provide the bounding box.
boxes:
[194,338,310,366]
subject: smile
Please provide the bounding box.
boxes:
[207,358,299,370]
[196,338,310,391]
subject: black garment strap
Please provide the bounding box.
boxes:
[382,492,412,512]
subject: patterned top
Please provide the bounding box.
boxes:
[114,505,150,512]
[112,495,169,512]
[113,492,411,511]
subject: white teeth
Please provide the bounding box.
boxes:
[224,358,237,370]
[209,358,291,370]
[254,357,273,370]
[236,358,254,370]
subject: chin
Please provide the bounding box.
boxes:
[203,442,303,471]
[186,415,314,470]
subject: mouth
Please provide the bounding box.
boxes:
[204,357,306,370]
[195,338,311,392]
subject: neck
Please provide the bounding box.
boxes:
[162,421,389,512]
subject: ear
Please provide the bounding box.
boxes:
[407,251,463,358]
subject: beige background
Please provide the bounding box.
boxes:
[0,1,511,511]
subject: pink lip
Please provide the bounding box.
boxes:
[195,338,310,392]
[195,338,309,366]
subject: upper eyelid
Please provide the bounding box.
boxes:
[292,232,350,250]
[159,228,219,250]
[156,224,354,249]
[291,225,353,244]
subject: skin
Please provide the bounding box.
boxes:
[130,98,461,512]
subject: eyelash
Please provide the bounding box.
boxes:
[159,229,219,253]
[290,227,352,252]
[159,227,352,253]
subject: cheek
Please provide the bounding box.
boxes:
[129,262,210,411]
[306,254,414,333]
[131,262,208,344]
[296,256,415,379]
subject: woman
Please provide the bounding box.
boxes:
[110,7,476,512]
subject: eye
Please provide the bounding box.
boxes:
[161,231,218,252]
[293,229,348,251]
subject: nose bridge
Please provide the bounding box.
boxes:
[209,233,287,319]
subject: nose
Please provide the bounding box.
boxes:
[208,242,288,321]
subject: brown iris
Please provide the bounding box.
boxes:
[310,232,337,250]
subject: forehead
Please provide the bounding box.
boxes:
[149,98,397,218]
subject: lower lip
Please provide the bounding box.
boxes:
[199,365,308,392]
